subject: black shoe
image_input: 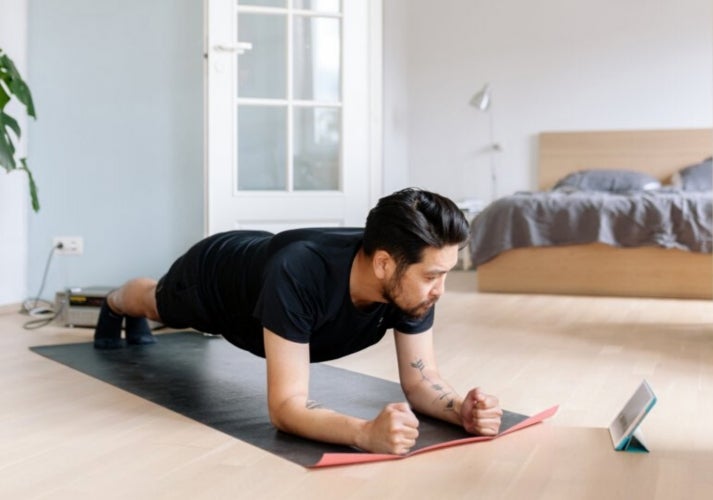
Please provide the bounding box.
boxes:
[94,300,124,349]
[125,316,156,345]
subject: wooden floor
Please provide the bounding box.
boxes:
[2,271,713,499]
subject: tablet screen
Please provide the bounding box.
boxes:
[608,380,656,450]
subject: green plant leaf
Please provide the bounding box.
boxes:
[0,111,20,138]
[0,125,16,171]
[0,54,36,117]
[20,158,40,212]
[0,82,10,110]
[8,79,35,118]
[0,48,40,210]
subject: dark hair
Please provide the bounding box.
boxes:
[363,188,469,272]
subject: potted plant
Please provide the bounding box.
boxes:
[0,47,39,211]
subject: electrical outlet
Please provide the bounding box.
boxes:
[53,236,84,256]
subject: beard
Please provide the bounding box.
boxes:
[382,273,436,319]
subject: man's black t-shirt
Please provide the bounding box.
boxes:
[160,228,434,362]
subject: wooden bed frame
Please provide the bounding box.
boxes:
[476,128,713,299]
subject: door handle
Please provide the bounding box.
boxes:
[213,42,253,55]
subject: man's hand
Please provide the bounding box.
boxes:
[358,402,420,455]
[460,388,503,436]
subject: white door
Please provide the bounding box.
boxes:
[205,0,382,234]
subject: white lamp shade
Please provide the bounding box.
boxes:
[469,84,491,111]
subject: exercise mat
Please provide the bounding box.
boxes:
[30,332,557,468]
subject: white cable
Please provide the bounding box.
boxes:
[22,243,61,330]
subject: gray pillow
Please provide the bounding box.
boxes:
[553,169,661,193]
[672,158,712,191]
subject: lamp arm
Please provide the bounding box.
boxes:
[488,109,498,200]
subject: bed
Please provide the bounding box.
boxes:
[469,128,713,299]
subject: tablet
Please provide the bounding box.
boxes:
[608,380,657,452]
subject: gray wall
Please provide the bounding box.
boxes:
[27,0,204,297]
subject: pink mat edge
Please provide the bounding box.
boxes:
[310,404,559,468]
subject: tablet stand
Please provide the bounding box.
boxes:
[618,428,649,453]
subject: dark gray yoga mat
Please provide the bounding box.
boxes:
[30,331,530,467]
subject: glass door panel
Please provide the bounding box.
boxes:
[293,0,341,13]
[238,105,287,190]
[293,107,340,190]
[237,13,287,99]
[293,15,341,102]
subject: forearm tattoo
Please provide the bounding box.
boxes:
[409,358,456,413]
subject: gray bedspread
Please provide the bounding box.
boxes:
[468,188,713,268]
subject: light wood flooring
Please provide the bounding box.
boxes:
[2,271,713,499]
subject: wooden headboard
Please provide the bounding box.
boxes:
[538,128,713,190]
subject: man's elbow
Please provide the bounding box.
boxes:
[268,404,287,431]
[268,397,300,433]
[400,380,420,404]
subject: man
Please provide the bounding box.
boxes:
[94,188,503,455]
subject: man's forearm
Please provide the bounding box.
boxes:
[272,396,421,455]
[402,358,464,427]
[271,396,368,448]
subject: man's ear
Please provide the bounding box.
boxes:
[372,250,393,280]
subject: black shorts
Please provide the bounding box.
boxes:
[154,231,272,334]
[155,242,215,333]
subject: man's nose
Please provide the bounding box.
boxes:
[432,277,446,297]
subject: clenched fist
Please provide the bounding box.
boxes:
[460,388,502,436]
[359,402,420,454]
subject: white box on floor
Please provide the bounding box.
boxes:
[55,287,162,329]
[55,287,114,327]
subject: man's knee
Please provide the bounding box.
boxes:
[109,278,159,319]
[142,282,160,321]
